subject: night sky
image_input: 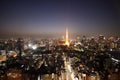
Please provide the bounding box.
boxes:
[0,0,120,37]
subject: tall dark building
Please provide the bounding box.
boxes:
[17,38,24,59]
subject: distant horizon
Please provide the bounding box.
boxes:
[0,32,119,39]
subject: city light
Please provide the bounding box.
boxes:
[28,43,32,47]
[0,0,120,80]
[32,45,37,50]
[65,28,70,46]
[111,58,120,62]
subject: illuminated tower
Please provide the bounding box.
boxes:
[65,28,69,46]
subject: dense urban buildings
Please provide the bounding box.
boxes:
[0,0,120,80]
[0,28,120,80]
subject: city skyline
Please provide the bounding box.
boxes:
[0,0,120,37]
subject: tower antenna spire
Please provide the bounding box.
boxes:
[65,27,69,46]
